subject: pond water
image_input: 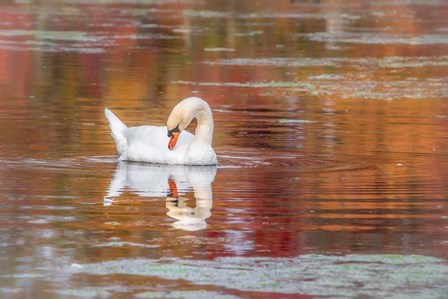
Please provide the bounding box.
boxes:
[1,0,448,298]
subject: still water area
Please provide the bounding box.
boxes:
[1,0,448,298]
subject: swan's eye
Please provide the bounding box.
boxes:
[167,125,180,137]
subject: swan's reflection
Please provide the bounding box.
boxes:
[104,162,217,231]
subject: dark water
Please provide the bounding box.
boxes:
[1,0,448,298]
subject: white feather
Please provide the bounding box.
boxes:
[104,108,128,155]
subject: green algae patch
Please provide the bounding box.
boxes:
[135,290,240,299]
[67,254,448,298]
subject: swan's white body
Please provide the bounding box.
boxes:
[105,97,217,165]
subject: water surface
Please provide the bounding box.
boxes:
[1,0,448,298]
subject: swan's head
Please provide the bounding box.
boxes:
[167,97,208,150]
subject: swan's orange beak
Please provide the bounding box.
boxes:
[168,132,179,150]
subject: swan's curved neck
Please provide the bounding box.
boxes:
[193,106,214,145]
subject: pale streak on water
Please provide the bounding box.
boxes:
[0,1,448,298]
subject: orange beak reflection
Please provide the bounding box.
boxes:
[168,132,180,150]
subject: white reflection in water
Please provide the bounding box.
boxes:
[104,162,217,231]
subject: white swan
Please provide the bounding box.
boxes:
[105,97,217,165]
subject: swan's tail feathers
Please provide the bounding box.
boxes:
[104,108,128,155]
